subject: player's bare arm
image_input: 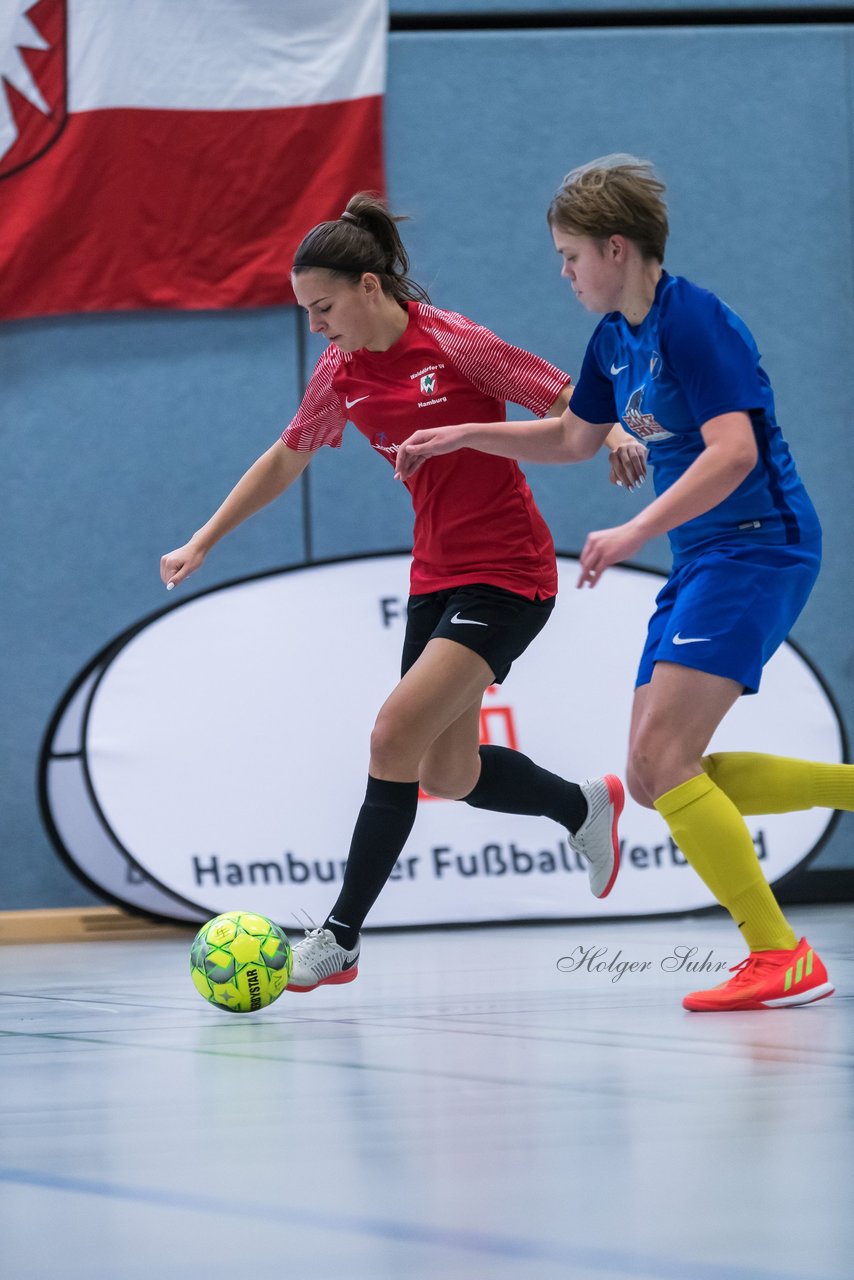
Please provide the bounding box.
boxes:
[394,406,614,481]
[160,439,316,588]
[554,387,646,485]
[577,411,757,588]
[557,388,648,487]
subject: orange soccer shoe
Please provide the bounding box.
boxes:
[683,937,834,1012]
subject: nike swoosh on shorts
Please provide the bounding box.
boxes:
[450,612,488,627]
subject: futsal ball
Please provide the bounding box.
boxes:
[189,911,292,1013]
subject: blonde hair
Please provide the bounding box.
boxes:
[548,154,669,263]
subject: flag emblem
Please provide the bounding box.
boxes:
[0,0,385,321]
[0,0,67,179]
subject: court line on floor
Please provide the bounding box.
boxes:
[6,1007,851,1073]
[3,1015,852,1094]
[0,1165,840,1280]
[0,1027,635,1095]
[0,991,122,1012]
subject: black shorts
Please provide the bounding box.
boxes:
[400,583,555,685]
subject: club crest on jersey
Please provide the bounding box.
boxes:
[420,373,437,396]
[622,388,673,442]
[649,351,662,380]
[0,0,68,179]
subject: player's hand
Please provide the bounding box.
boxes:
[577,521,648,588]
[609,440,647,490]
[160,540,206,591]
[395,425,469,481]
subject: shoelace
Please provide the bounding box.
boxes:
[294,926,336,957]
[725,952,785,987]
[293,909,336,953]
[292,927,346,981]
[293,907,317,934]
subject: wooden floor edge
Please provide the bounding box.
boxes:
[0,906,196,945]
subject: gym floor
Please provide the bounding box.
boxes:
[2,904,852,1280]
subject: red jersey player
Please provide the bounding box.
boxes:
[160,193,644,992]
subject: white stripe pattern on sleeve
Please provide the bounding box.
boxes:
[416,304,569,416]
[282,347,349,451]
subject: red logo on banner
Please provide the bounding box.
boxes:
[419,686,519,801]
[478,684,519,751]
[0,0,67,179]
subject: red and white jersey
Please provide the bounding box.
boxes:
[283,301,569,598]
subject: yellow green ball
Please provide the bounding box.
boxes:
[189,911,292,1013]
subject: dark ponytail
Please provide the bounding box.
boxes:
[292,192,431,305]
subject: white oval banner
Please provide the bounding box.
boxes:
[41,553,844,927]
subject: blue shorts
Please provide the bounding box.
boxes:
[636,540,821,695]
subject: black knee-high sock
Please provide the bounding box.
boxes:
[463,745,588,833]
[324,776,419,949]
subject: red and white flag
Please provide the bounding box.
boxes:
[0,0,387,320]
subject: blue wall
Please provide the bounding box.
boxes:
[2,19,853,908]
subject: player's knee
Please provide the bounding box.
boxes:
[369,709,410,774]
[419,762,473,801]
[628,732,672,802]
[369,706,438,777]
[630,732,706,804]
[626,765,656,810]
[700,753,718,783]
[418,775,457,800]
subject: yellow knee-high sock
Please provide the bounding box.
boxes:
[702,753,854,815]
[654,773,797,952]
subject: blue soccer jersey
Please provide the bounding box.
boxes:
[569,272,821,564]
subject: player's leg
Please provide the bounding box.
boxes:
[287,638,495,992]
[419,581,623,897]
[693,540,852,814]
[632,662,832,1010]
[420,700,592,821]
[625,679,656,808]
[655,543,848,814]
[368,638,495,782]
[625,566,677,811]
[289,573,625,989]
[701,752,854,814]
[420,710,627,901]
[417,700,486,799]
[629,542,833,1009]
[417,702,623,898]
[316,624,618,947]
[632,659,761,909]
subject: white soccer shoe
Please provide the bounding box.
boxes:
[568,775,625,899]
[287,927,361,993]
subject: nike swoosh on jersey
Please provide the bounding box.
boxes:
[672,633,711,645]
[450,612,488,627]
[610,363,629,375]
[345,394,370,409]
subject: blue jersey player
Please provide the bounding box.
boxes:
[395,154,854,1012]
